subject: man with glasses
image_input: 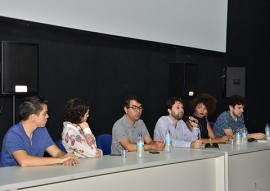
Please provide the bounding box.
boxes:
[154,97,202,149]
[111,95,164,154]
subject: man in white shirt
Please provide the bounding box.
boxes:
[154,97,202,148]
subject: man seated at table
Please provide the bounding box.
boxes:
[213,95,265,140]
[111,95,164,154]
[154,97,202,149]
[0,95,79,167]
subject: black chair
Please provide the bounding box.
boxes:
[55,139,67,153]
[96,134,112,155]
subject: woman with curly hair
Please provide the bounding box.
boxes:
[61,98,102,158]
[186,93,228,144]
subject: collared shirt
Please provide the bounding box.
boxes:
[153,116,198,148]
[111,115,150,154]
[213,111,245,137]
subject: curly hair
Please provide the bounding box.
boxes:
[227,95,245,108]
[189,93,217,117]
[63,98,89,124]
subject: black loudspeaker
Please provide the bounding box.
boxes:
[1,41,39,95]
[226,67,246,97]
[168,63,198,99]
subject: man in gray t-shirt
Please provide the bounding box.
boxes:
[111,95,164,154]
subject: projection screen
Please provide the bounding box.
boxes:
[0,0,228,52]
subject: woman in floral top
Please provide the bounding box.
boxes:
[61,98,102,158]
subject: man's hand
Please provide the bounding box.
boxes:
[249,133,266,140]
[63,158,79,166]
[190,140,202,149]
[61,153,79,166]
[151,140,165,151]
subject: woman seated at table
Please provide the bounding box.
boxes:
[62,98,102,158]
[186,93,228,144]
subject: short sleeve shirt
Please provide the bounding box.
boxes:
[111,115,150,154]
[0,121,54,167]
[213,111,245,137]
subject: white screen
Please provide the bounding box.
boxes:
[0,0,228,52]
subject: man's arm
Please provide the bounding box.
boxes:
[223,129,234,137]
[46,144,79,166]
[144,136,164,151]
[248,133,266,140]
[224,127,265,140]
[119,139,137,152]
[119,136,164,152]
[12,146,77,167]
[153,119,167,141]
[47,144,66,158]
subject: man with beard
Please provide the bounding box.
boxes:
[154,97,202,148]
[111,95,164,154]
[213,95,265,140]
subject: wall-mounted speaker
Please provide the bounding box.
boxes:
[168,63,198,99]
[226,67,246,97]
[1,41,39,95]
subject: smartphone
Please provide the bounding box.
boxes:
[109,153,121,156]
[149,150,160,154]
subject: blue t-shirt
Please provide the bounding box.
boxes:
[213,111,245,137]
[0,121,54,167]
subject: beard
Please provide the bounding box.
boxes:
[132,113,141,121]
[171,111,183,121]
[231,110,243,119]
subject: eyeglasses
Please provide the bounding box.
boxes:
[127,106,143,111]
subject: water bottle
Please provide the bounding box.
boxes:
[235,129,242,145]
[241,126,248,144]
[265,123,270,140]
[137,132,144,158]
[164,130,172,152]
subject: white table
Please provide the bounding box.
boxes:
[205,141,270,191]
[0,149,225,191]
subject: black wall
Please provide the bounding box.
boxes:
[0,0,270,149]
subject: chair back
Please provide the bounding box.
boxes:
[96,134,112,155]
[55,139,67,153]
[210,122,215,129]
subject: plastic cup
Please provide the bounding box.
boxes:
[121,150,128,158]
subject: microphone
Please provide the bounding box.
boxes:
[183,115,198,124]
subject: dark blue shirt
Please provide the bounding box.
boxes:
[213,111,244,137]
